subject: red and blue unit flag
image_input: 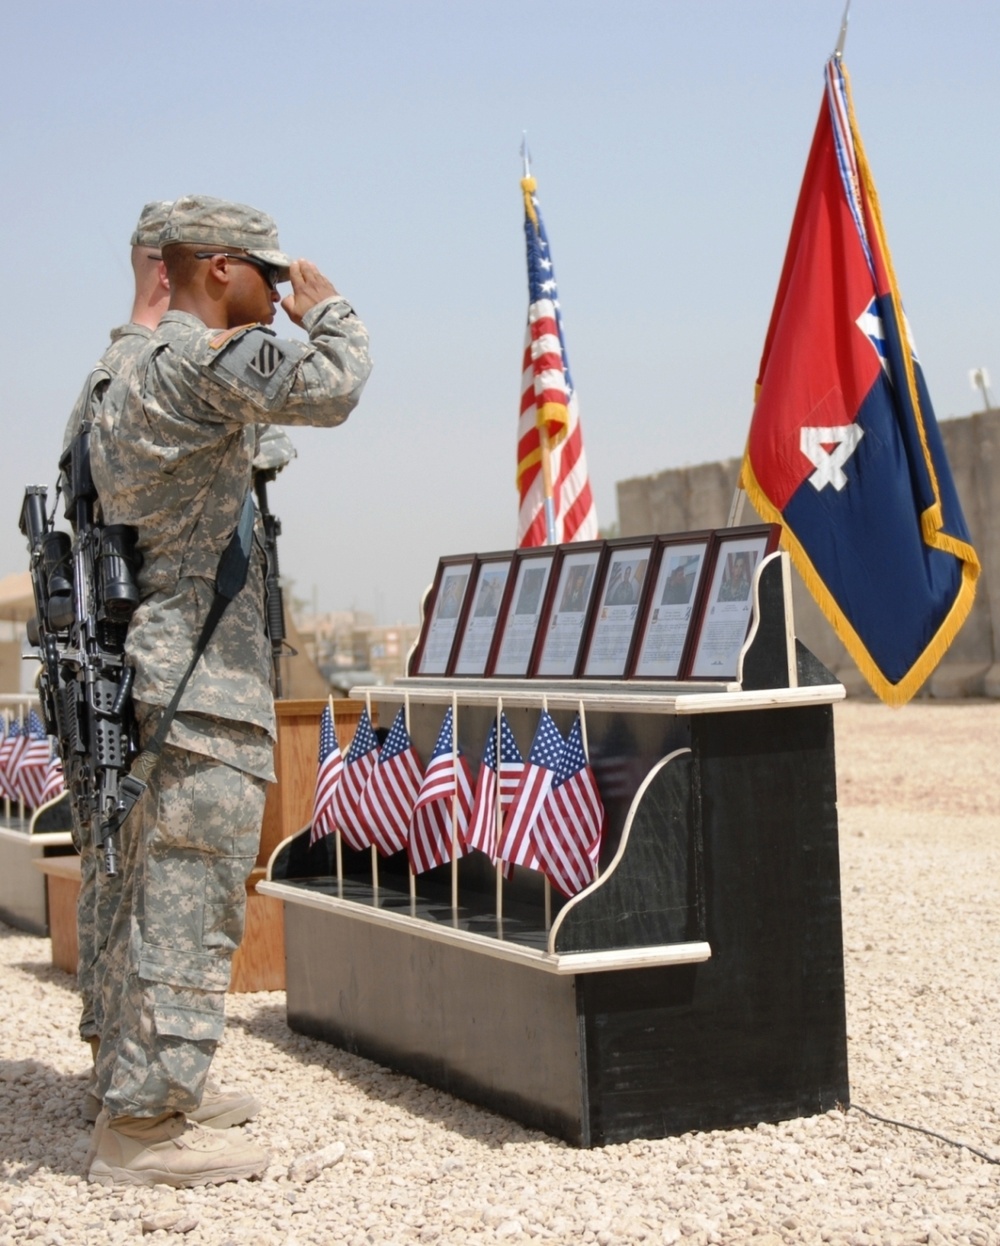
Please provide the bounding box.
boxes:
[742,57,979,706]
[517,172,598,547]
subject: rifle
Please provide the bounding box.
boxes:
[254,470,291,698]
[20,427,141,877]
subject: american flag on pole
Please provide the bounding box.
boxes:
[13,710,52,810]
[409,707,473,875]
[359,707,423,857]
[532,713,605,897]
[517,167,597,547]
[0,718,26,802]
[464,711,525,860]
[496,709,564,869]
[328,709,379,852]
[309,705,344,845]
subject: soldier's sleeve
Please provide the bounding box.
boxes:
[61,364,112,454]
[202,296,372,428]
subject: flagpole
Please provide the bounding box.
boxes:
[494,696,503,929]
[404,691,416,913]
[578,700,598,879]
[329,694,343,896]
[521,134,558,547]
[450,692,459,918]
[541,694,552,932]
[365,690,379,899]
[834,0,851,58]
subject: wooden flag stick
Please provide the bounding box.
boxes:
[405,691,416,910]
[579,699,599,880]
[542,694,552,931]
[365,690,379,898]
[329,694,343,896]
[450,692,459,917]
[494,696,504,928]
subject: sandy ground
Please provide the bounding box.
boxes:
[0,699,998,1245]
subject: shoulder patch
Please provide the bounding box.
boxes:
[204,325,309,411]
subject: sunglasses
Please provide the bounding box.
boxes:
[194,251,282,291]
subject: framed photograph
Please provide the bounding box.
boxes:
[490,549,557,676]
[410,555,476,676]
[534,542,605,677]
[452,553,514,676]
[581,539,654,678]
[630,534,711,679]
[686,525,781,680]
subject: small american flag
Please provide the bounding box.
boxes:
[496,710,564,869]
[359,708,423,857]
[409,707,472,875]
[13,710,52,810]
[39,752,66,807]
[329,709,379,852]
[0,718,26,802]
[309,705,344,845]
[533,713,605,897]
[465,712,524,860]
[517,169,597,547]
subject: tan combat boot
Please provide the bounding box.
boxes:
[189,1082,261,1130]
[87,1111,269,1188]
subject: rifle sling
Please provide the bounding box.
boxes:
[115,491,256,805]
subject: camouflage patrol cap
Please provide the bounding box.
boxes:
[159,194,292,277]
[130,201,174,249]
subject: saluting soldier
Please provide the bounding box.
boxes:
[87,195,372,1188]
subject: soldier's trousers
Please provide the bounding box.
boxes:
[76,823,122,1043]
[97,740,266,1119]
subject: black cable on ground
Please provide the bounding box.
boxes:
[850,1102,1000,1165]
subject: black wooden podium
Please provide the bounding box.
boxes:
[260,554,849,1145]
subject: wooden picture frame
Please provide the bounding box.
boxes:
[409,555,476,676]
[533,542,606,678]
[629,533,711,679]
[685,525,781,681]
[451,552,515,677]
[489,548,558,677]
[581,538,655,678]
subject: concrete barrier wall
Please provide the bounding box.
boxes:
[616,409,1000,698]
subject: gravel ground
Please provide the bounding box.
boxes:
[1,699,998,1245]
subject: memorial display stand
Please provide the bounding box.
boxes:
[261,553,850,1145]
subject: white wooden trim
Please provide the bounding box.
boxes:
[548,747,692,950]
[0,823,73,848]
[355,680,841,716]
[256,878,711,975]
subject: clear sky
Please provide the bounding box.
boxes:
[3,1,998,625]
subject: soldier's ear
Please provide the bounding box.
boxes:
[157,262,169,292]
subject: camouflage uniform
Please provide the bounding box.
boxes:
[64,323,152,1045]
[90,196,371,1120]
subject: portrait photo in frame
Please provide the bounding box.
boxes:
[410,555,476,676]
[686,525,781,680]
[452,553,514,676]
[490,548,557,677]
[581,539,654,678]
[534,542,605,678]
[630,534,711,679]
